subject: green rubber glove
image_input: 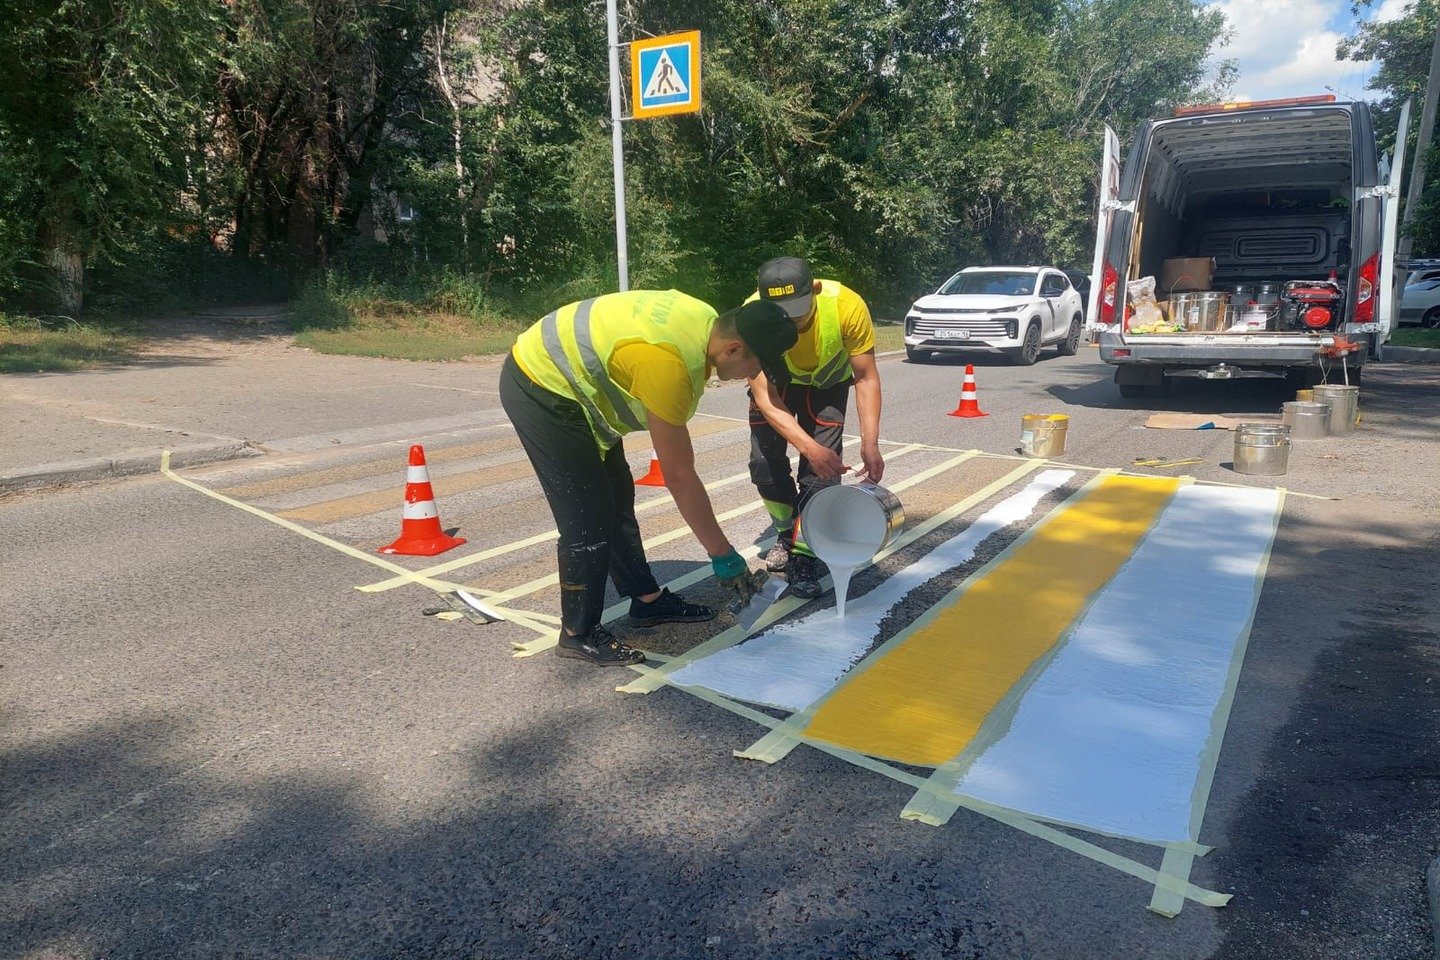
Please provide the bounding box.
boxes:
[710,548,748,580]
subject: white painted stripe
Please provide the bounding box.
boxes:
[954,484,1283,844]
[406,465,431,483]
[668,470,1075,709]
[403,500,439,520]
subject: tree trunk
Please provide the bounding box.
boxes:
[40,217,85,316]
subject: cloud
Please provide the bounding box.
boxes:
[1211,0,1378,101]
[1374,0,1413,22]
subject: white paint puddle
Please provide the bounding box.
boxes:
[670,470,1075,709]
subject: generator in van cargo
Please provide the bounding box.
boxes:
[1087,95,1411,399]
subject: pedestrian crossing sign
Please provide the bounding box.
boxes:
[631,30,701,119]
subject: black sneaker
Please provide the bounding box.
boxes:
[556,625,646,667]
[764,537,793,573]
[786,553,823,600]
[627,588,715,627]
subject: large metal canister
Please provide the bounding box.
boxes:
[1233,423,1291,476]
[1282,400,1331,439]
[1169,291,1231,331]
[1312,384,1359,435]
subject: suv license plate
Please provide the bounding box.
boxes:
[936,329,971,340]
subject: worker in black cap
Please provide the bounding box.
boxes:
[502,291,798,666]
[745,257,885,599]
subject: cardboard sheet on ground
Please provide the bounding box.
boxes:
[953,484,1283,843]
[667,470,1075,710]
[1143,413,1240,430]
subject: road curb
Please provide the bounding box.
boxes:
[0,440,261,496]
[1380,345,1440,363]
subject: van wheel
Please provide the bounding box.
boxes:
[905,346,930,363]
[1008,322,1042,366]
[1422,307,1440,329]
[1056,315,1082,356]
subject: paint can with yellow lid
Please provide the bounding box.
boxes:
[1020,414,1069,458]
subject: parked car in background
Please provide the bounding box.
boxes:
[1064,270,1092,319]
[903,266,1086,365]
[1398,277,1440,328]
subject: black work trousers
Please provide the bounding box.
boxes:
[748,379,852,536]
[499,355,659,637]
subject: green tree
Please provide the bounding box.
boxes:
[0,0,223,314]
[1342,0,1440,255]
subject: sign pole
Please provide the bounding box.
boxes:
[605,0,629,291]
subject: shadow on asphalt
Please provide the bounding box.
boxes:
[5,509,1439,958]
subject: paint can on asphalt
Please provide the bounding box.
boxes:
[1282,400,1331,439]
[1312,384,1360,435]
[1233,423,1291,476]
[1020,414,1069,458]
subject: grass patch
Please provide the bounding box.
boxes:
[0,317,141,373]
[295,312,524,360]
[1390,327,1440,348]
[289,273,526,361]
[872,322,905,354]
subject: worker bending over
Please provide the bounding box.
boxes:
[501,290,797,667]
[747,257,885,598]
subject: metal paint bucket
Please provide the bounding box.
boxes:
[1312,384,1359,435]
[800,482,906,566]
[1020,414,1069,458]
[1295,388,1315,401]
[1169,292,1231,331]
[1233,423,1291,476]
[1282,400,1331,439]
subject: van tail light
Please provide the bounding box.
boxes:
[1354,253,1378,323]
[1302,306,1332,329]
[1100,262,1119,327]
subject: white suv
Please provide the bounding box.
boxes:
[904,266,1086,365]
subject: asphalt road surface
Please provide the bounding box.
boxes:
[4,339,1438,959]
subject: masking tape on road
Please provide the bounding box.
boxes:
[356,458,787,594]
[1148,487,1286,917]
[619,658,1230,910]
[160,450,558,639]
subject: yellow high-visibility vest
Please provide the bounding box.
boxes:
[512,290,715,450]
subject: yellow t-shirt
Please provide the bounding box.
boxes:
[747,281,875,374]
[607,341,697,427]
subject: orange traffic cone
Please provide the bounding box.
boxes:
[635,457,666,487]
[379,444,468,556]
[948,364,989,418]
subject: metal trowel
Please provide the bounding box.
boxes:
[729,570,788,633]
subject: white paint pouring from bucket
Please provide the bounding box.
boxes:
[801,482,905,618]
[670,470,1075,710]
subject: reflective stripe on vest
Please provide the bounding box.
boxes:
[786,281,851,388]
[513,290,716,451]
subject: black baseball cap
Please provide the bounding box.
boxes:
[758,256,816,320]
[730,300,797,383]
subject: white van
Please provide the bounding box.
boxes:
[1090,95,1411,398]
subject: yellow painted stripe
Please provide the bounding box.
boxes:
[217,435,520,499]
[277,458,539,523]
[802,474,1180,767]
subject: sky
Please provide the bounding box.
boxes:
[1211,0,1412,102]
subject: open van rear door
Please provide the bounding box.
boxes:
[1085,125,1122,333]
[1376,99,1411,344]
